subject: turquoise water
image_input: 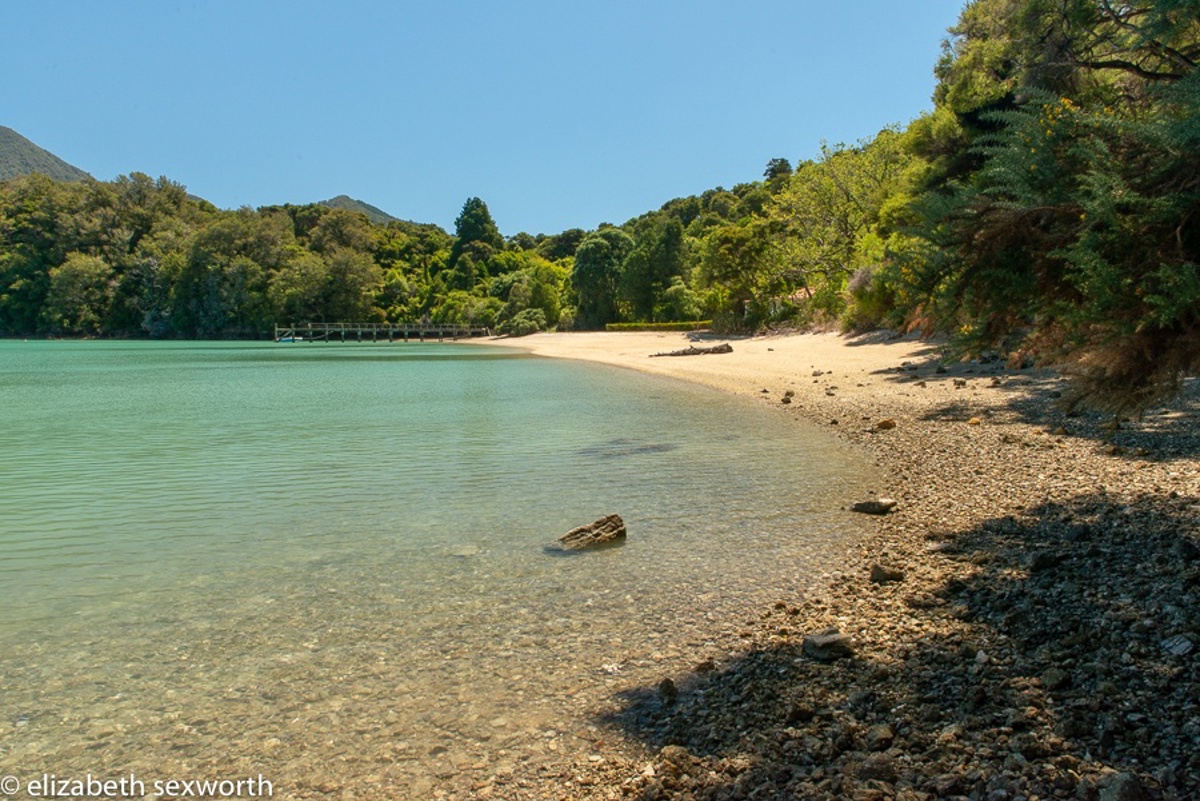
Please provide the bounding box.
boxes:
[0,340,878,795]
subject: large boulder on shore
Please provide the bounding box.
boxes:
[555,514,627,551]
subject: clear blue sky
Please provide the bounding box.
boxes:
[5,1,965,236]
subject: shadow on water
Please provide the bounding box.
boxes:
[598,492,1200,799]
[576,438,680,459]
[541,539,628,557]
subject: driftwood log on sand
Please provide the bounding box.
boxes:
[650,343,733,358]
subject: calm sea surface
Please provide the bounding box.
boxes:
[0,340,878,795]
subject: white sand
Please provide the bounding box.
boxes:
[474,330,942,408]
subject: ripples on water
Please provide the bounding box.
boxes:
[0,340,878,795]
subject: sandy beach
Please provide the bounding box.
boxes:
[476,329,941,402]
[466,330,1200,800]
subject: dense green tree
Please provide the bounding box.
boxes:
[447,197,503,279]
[433,290,502,328]
[111,173,189,255]
[376,267,422,322]
[268,248,329,323]
[0,175,74,332]
[119,214,208,336]
[507,231,538,251]
[765,130,918,320]
[763,158,793,195]
[0,251,50,334]
[488,253,566,331]
[658,276,703,321]
[306,207,374,255]
[497,307,546,336]
[324,248,383,321]
[536,228,586,261]
[659,196,702,229]
[903,0,1200,409]
[697,222,776,327]
[171,211,281,336]
[620,217,686,321]
[42,252,114,334]
[453,197,503,249]
[571,228,634,328]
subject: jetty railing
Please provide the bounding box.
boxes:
[274,322,491,342]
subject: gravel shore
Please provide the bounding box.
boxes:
[469,331,1200,801]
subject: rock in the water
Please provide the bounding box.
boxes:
[802,628,855,661]
[870,564,905,584]
[852,498,898,515]
[557,514,627,550]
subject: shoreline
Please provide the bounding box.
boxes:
[471,330,1200,800]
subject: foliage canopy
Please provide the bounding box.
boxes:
[2,0,1197,407]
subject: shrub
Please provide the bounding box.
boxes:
[497,308,547,336]
[841,264,898,332]
[605,321,711,332]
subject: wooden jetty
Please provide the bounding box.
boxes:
[273,322,490,343]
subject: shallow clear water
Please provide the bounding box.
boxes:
[0,340,878,795]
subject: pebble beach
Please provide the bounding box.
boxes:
[465,330,1200,801]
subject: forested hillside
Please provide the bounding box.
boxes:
[0,126,91,183]
[318,195,399,226]
[1,0,1195,406]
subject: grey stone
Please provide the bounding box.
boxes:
[1098,772,1147,801]
[803,628,855,661]
[857,753,897,782]
[1041,667,1070,691]
[870,564,905,584]
[865,723,895,751]
[1028,551,1064,572]
[852,498,898,515]
[1161,634,1194,657]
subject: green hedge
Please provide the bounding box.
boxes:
[604,321,711,332]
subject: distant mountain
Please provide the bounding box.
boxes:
[0,129,404,227]
[319,194,398,225]
[0,126,92,183]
